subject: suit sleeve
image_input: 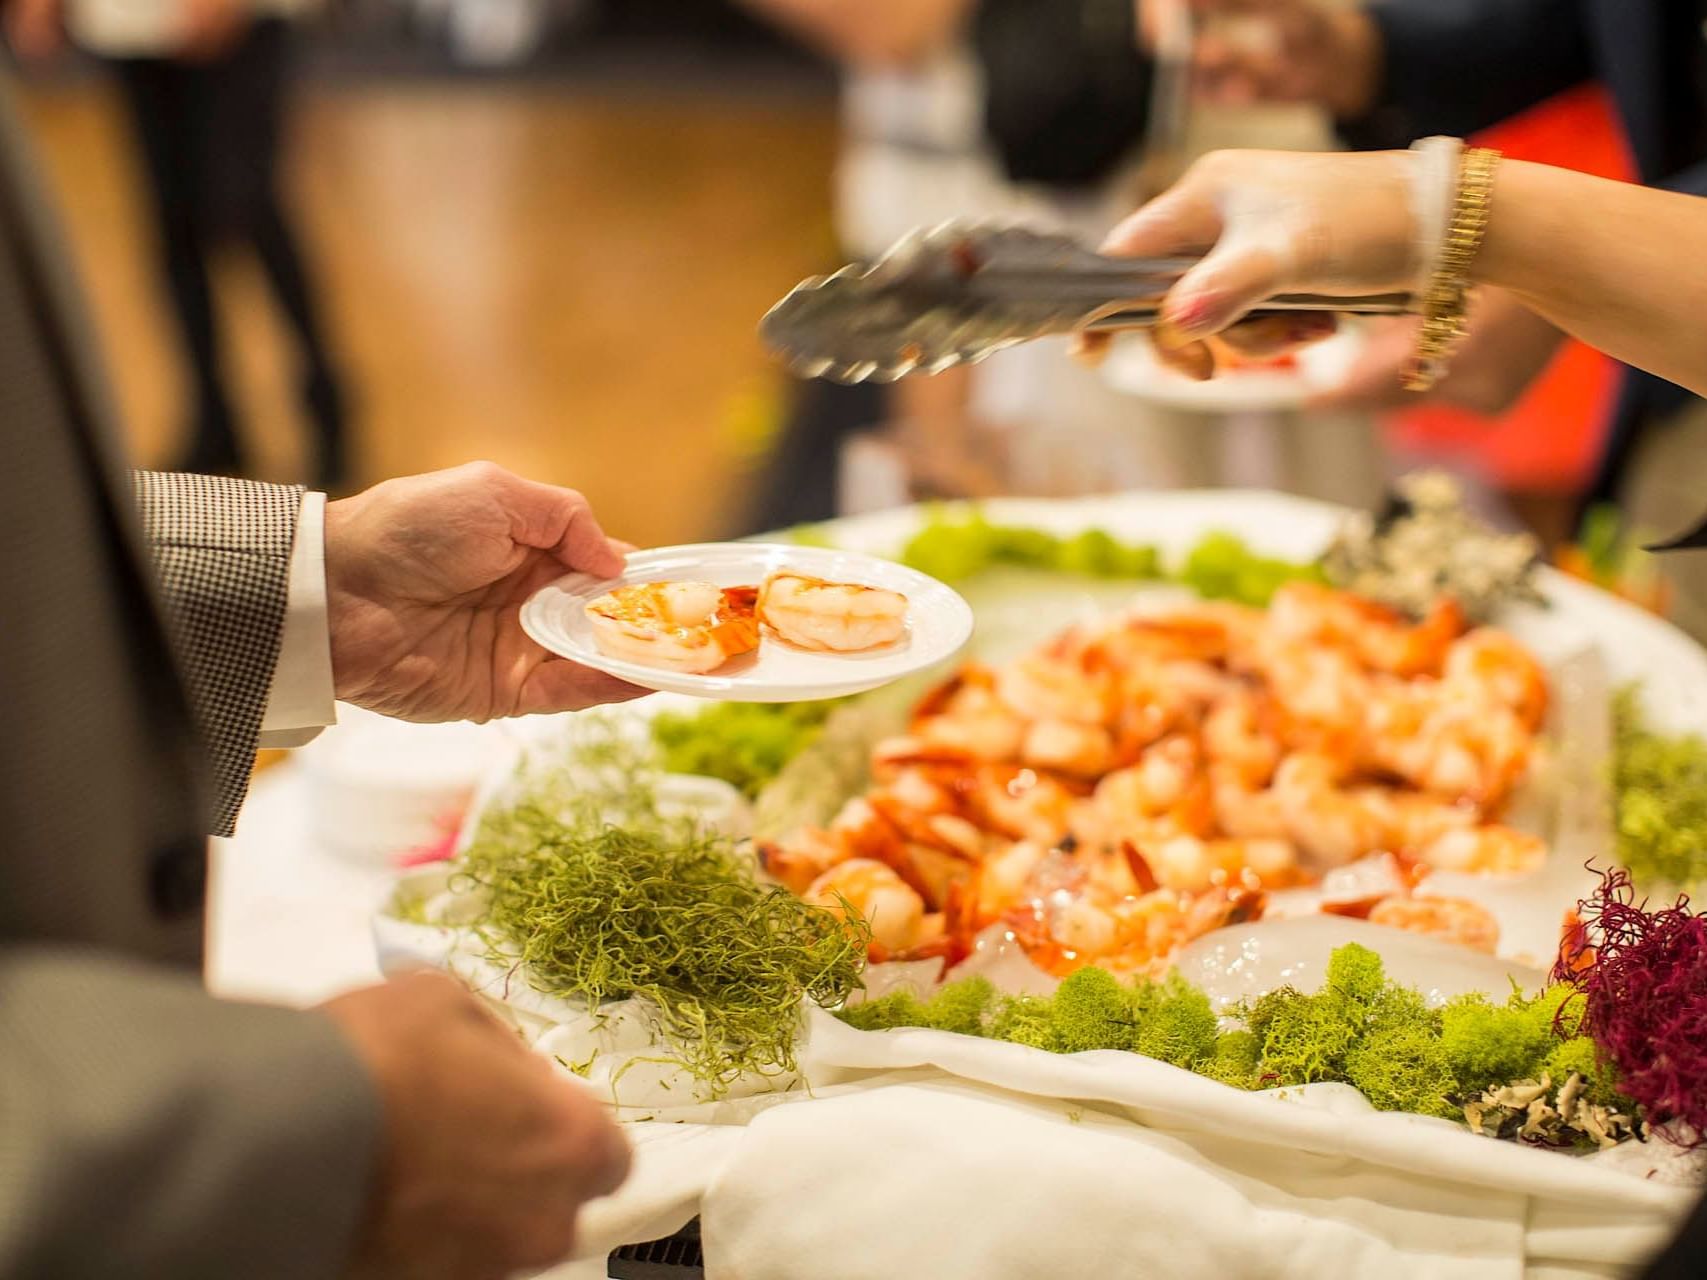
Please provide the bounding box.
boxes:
[131,471,304,836]
[1340,0,1593,150]
[0,946,379,1278]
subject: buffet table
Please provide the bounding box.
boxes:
[211,492,1707,1280]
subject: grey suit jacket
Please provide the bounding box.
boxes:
[0,81,378,1276]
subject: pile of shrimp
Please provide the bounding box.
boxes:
[758,582,1551,977]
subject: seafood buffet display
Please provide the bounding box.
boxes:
[759,580,1550,976]
[378,487,1707,1279]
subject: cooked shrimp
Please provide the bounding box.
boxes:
[1021,719,1118,778]
[1267,582,1464,677]
[996,633,1119,725]
[1259,642,1369,753]
[1443,628,1549,730]
[1367,895,1500,954]
[1272,754,1394,867]
[807,859,928,952]
[1202,688,1282,786]
[1091,614,1238,665]
[974,839,1049,923]
[970,766,1079,844]
[758,571,908,652]
[757,826,848,896]
[1142,833,1299,893]
[1075,735,1211,846]
[911,667,1028,762]
[1366,689,1533,806]
[585,580,759,674]
[1209,766,1291,841]
[1416,825,1546,875]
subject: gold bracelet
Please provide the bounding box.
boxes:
[1405,146,1501,392]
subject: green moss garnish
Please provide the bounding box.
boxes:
[838,990,930,1032]
[920,977,998,1037]
[1253,988,1355,1085]
[459,722,865,1095]
[1439,994,1551,1096]
[832,943,1631,1138]
[1201,1029,1262,1089]
[1613,685,1707,893]
[1344,1019,1459,1119]
[1132,976,1219,1069]
[989,994,1063,1052]
[1053,967,1137,1053]
[1325,942,1387,1007]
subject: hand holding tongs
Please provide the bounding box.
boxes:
[759,220,1415,385]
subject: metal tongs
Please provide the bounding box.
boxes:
[760,220,1415,385]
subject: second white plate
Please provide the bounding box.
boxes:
[520,543,975,701]
[1102,325,1368,412]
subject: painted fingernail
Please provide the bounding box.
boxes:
[1165,292,1221,339]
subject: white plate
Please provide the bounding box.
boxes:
[520,543,974,701]
[1102,325,1367,412]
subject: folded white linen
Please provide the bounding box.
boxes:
[376,911,1697,1279]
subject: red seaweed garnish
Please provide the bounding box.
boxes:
[1553,867,1707,1146]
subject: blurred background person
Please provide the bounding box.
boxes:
[740,0,1387,532]
[6,0,352,487]
[1170,0,1707,560]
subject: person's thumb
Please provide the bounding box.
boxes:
[495,469,625,578]
[1100,186,1221,262]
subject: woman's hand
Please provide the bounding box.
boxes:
[1102,149,1418,342]
[324,462,647,722]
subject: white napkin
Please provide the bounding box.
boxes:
[701,1079,1527,1280]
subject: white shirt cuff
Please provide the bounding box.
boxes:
[260,491,337,748]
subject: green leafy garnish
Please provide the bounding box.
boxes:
[1177,530,1325,607]
[651,700,845,801]
[896,508,1160,583]
[458,723,865,1094]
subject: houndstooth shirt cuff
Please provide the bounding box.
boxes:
[133,472,304,836]
[259,491,336,749]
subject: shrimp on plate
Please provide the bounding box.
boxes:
[1209,765,1291,841]
[585,581,759,674]
[758,571,908,652]
[1202,687,1283,786]
[1015,877,1266,978]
